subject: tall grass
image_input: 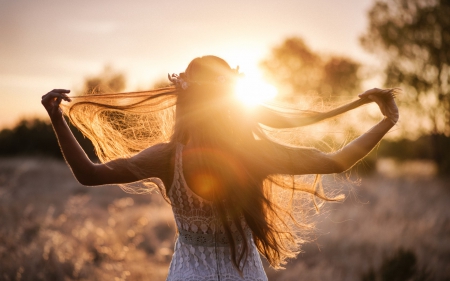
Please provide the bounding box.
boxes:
[0,158,174,281]
[0,158,448,280]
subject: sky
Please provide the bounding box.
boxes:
[0,0,376,128]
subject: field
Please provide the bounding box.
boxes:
[0,157,449,281]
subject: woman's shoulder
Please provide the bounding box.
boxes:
[140,141,176,154]
[128,142,175,171]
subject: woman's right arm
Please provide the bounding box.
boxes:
[41,89,157,186]
[266,88,399,175]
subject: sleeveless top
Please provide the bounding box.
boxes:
[165,143,268,281]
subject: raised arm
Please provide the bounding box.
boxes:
[329,88,399,172]
[41,89,169,186]
[274,88,399,175]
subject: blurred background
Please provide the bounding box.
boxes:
[0,0,449,280]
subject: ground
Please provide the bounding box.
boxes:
[0,157,448,281]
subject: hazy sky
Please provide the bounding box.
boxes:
[0,0,375,128]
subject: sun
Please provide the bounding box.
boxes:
[235,75,278,107]
[218,49,278,106]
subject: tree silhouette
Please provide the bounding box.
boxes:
[322,57,361,97]
[81,65,126,95]
[0,118,97,161]
[361,0,450,174]
[361,248,432,281]
[261,37,362,101]
[0,67,129,160]
[361,0,450,135]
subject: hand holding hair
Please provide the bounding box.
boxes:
[257,88,399,129]
[358,88,400,125]
[41,89,71,119]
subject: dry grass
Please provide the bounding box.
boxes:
[0,158,174,281]
[0,158,449,280]
[266,166,450,280]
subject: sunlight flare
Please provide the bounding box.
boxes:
[235,75,277,107]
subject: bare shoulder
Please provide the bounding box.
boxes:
[80,142,175,186]
[133,142,173,157]
[127,142,175,186]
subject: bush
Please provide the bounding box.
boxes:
[0,118,97,161]
[379,134,450,176]
[361,249,432,281]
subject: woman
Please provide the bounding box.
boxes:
[41,56,399,281]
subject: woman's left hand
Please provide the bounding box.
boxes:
[41,89,71,119]
[359,88,399,125]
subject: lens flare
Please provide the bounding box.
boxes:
[235,76,277,107]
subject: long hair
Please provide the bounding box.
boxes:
[62,55,386,273]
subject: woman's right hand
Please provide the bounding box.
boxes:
[41,89,71,119]
[358,88,400,125]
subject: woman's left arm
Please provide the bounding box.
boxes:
[41,89,170,186]
[277,88,399,175]
[328,88,399,172]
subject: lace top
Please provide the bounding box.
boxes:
[165,143,268,281]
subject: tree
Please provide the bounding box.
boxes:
[322,57,362,97]
[0,118,97,161]
[261,37,362,101]
[361,0,450,175]
[0,67,128,160]
[361,248,432,281]
[361,0,450,135]
[0,119,61,158]
[81,65,126,95]
[260,37,369,168]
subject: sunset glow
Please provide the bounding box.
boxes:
[0,0,374,128]
[235,75,277,107]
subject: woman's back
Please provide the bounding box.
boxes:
[167,143,267,281]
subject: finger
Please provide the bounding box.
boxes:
[51,89,71,94]
[42,91,71,102]
[41,93,58,102]
[358,88,381,98]
[42,89,70,98]
[383,88,396,96]
[61,93,72,102]
[379,88,401,99]
[359,87,398,99]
